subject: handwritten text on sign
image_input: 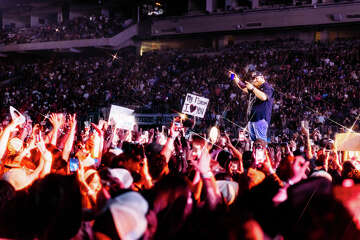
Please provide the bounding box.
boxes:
[182,93,209,118]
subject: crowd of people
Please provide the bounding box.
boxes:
[0,38,360,239]
[0,102,359,239]
[0,14,131,45]
[1,39,360,139]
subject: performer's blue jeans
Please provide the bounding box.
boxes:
[248,119,268,142]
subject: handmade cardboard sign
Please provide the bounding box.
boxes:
[335,133,360,151]
[108,105,135,130]
[181,93,209,118]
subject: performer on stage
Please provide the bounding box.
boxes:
[233,71,274,142]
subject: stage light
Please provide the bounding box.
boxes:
[111,53,118,61]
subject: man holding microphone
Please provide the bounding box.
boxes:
[231,71,274,142]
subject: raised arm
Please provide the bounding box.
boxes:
[62,114,77,162]
[0,117,22,162]
[77,160,98,206]
[19,120,32,142]
[160,122,179,163]
[13,135,36,166]
[232,73,249,94]
[27,133,53,180]
[301,125,313,160]
[38,133,54,178]
[225,133,244,173]
[103,126,115,153]
[191,144,222,209]
[139,155,153,189]
[49,113,64,146]
[90,122,104,162]
[191,170,203,203]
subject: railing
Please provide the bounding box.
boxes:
[155,0,360,20]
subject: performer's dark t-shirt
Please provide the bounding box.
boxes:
[248,82,274,124]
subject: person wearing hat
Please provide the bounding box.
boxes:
[234,71,274,143]
[93,191,149,240]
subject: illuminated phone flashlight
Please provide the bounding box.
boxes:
[209,126,220,144]
[192,145,202,158]
[180,113,187,121]
[239,130,246,141]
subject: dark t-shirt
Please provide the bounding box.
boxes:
[248,82,274,123]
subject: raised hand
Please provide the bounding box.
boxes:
[170,121,180,139]
[97,119,108,132]
[300,123,310,136]
[288,156,309,185]
[69,114,77,130]
[49,113,64,129]
[224,133,231,145]
[139,155,153,189]
[26,133,37,151]
[260,150,275,175]
[229,71,247,89]
[133,126,142,142]
[91,122,104,137]
[148,128,155,143]
[191,144,211,175]
[35,132,46,153]
[125,130,133,142]
[8,115,24,132]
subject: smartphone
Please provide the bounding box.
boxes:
[239,131,245,141]
[69,158,80,172]
[229,162,239,172]
[230,73,235,80]
[255,148,266,166]
[174,117,182,131]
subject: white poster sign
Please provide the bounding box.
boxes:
[108,105,135,130]
[181,93,209,118]
[9,106,26,125]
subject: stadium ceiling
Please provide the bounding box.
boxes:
[0,0,185,18]
[0,0,147,16]
[0,0,154,9]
